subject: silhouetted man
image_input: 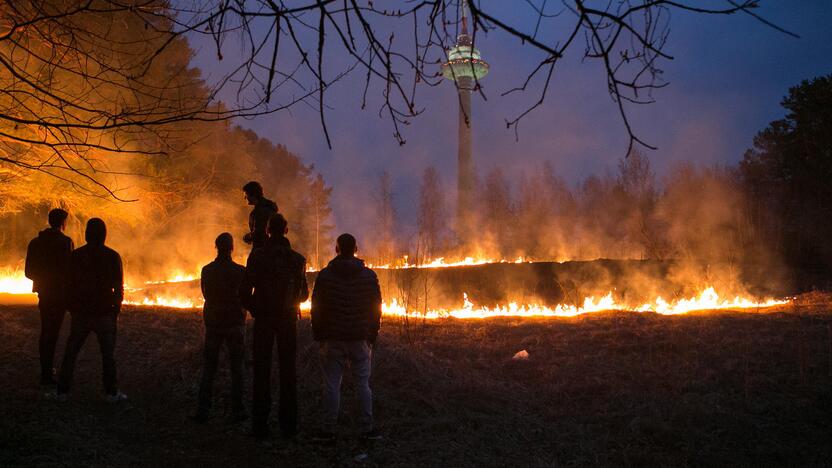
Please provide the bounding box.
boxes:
[25,208,74,386]
[242,181,278,249]
[193,233,248,423]
[54,218,126,402]
[310,233,382,442]
[244,214,308,438]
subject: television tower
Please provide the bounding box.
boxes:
[441,0,489,243]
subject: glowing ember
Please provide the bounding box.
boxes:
[123,296,202,309]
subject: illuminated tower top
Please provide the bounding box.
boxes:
[441,1,489,88]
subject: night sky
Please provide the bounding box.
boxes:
[191,1,832,240]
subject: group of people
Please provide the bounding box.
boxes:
[24,181,384,442]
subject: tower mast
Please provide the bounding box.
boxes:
[441,0,489,244]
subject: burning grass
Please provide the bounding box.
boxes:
[1,297,831,466]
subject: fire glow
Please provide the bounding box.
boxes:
[122,287,786,318]
[1,265,788,317]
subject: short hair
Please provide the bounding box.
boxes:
[242,181,263,198]
[215,232,233,252]
[48,208,68,228]
[336,233,357,256]
[267,213,288,236]
[85,218,107,244]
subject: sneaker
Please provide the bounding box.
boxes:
[311,430,336,445]
[104,392,128,403]
[360,429,383,441]
[44,390,67,402]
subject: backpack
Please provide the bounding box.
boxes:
[263,246,303,318]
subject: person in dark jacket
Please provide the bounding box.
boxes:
[243,214,308,438]
[25,208,75,386]
[310,233,382,441]
[242,181,278,250]
[193,233,248,423]
[54,218,126,402]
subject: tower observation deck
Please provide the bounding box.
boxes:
[441,0,489,244]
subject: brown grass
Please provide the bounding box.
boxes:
[1,297,831,467]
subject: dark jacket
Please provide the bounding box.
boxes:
[311,255,382,343]
[201,255,247,328]
[244,236,307,320]
[67,244,123,317]
[248,198,278,249]
[24,228,74,296]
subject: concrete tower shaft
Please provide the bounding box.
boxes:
[441,0,489,243]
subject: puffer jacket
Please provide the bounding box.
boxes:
[311,255,382,343]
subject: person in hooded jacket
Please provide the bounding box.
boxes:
[54,218,126,402]
[310,233,382,442]
[243,213,308,438]
[25,208,74,386]
[193,233,248,423]
[242,181,278,250]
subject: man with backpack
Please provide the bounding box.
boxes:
[25,208,74,387]
[243,214,308,438]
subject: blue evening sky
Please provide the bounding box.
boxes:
[190,1,832,239]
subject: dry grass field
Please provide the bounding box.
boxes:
[1,296,831,467]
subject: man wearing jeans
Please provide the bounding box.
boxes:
[310,233,382,442]
[193,233,248,423]
[55,218,126,402]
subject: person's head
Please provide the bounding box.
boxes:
[267,213,288,238]
[48,208,69,231]
[85,218,107,245]
[242,181,263,206]
[215,232,234,255]
[336,233,357,257]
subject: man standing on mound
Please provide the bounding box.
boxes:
[244,214,308,438]
[242,181,278,250]
[310,233,383,442]
[54,218,126,402]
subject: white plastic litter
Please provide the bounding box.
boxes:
[512,349,529,360]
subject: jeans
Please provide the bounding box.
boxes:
[38,294,66,381]
[252,317,297,433]
[58,314,118,395]
[198,325,245,414]
[319,340,373,432]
